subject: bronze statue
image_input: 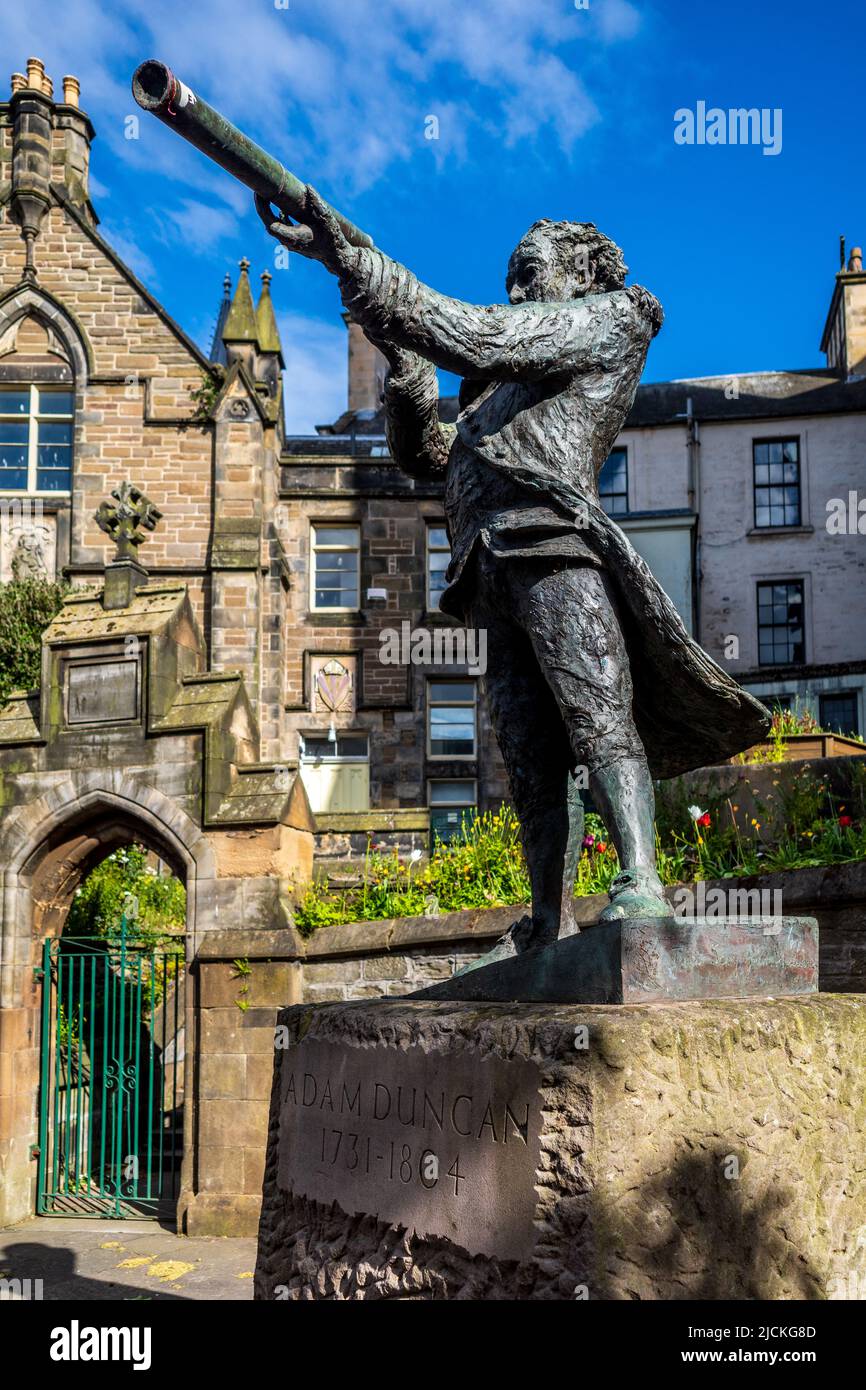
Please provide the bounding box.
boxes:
[257,187,769,959]
[131,59,769,958]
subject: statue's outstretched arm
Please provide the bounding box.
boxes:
[340,246,639,382]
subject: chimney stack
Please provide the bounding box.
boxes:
[26,57,47,93]
[62,76,80,109]
[343,314,388,415]
[821,235,866,379]
[5,57,96,282]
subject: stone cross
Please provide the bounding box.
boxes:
[94,481,163,563]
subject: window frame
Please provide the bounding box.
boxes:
[0,384,74,495]
[426,522,451,611]
[752,437,801,530]
[756,579,806,667]
[309,522,361,613]
[818,692,860,738]
[428,778,478,843]
[598,446,628,516]
[299,731,369,764]
[426,678,477,761]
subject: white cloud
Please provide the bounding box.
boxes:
[0,0,644,205]
[164,200,238,253]
[277,311,347,435]
[595,0,642,43]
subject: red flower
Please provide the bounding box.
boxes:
[697,812,711,828]
[838,815,853,828]
[596,841,608,854]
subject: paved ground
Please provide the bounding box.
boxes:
[0,1217,258,1300]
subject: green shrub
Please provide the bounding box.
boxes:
[294,764,866,935]
[66,844,185,943]
[294,807,530,936]
[0,575,69,706]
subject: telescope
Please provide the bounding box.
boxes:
[131,60,373,249]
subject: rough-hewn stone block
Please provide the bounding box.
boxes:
[255,994,866,1300]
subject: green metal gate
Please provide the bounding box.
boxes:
[37,916,185,1219]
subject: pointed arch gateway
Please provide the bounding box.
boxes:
[0,775,215,1225]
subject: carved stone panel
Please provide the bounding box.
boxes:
[0,506,57,581]
[66,658,140,726]
[276,1035,543,1261]
[310,655,355,716]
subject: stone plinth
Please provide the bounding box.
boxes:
[413,915,818,1005]
[255,995,866,1300]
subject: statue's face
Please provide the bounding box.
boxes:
[506,228,590,304]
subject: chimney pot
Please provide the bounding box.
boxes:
[10,72,26,95]
[848,247,863,274]
[25,57,46,92]
[62,75,80,108]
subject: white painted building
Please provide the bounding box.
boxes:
[609,243,866,735]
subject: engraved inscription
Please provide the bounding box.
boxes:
[67,660,139,725]
[277,1038,543,1261]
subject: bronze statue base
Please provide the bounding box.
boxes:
[410,915,818,1005]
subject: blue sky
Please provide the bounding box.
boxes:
[2,0,864,431]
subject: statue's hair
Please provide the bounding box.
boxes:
[519,219,629,291]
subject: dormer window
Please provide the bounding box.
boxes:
[0,386,73,494]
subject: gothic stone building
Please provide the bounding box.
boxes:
[2,59,866,862]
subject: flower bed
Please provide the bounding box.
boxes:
[294,758,866,935]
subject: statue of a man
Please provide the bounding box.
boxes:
[261,190,769,956]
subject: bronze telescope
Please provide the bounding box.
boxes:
[131,59,373,249]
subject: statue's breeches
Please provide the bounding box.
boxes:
[466,551,643,783]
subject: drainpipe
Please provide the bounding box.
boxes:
[685,396,702,642]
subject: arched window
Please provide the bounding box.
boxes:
[0,315,74,495]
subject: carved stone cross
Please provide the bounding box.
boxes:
[94,482,163,562]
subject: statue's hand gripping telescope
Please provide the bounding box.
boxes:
[131,60,374,251]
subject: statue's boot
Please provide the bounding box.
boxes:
[590,757,672,923]
[598,866,671,922]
